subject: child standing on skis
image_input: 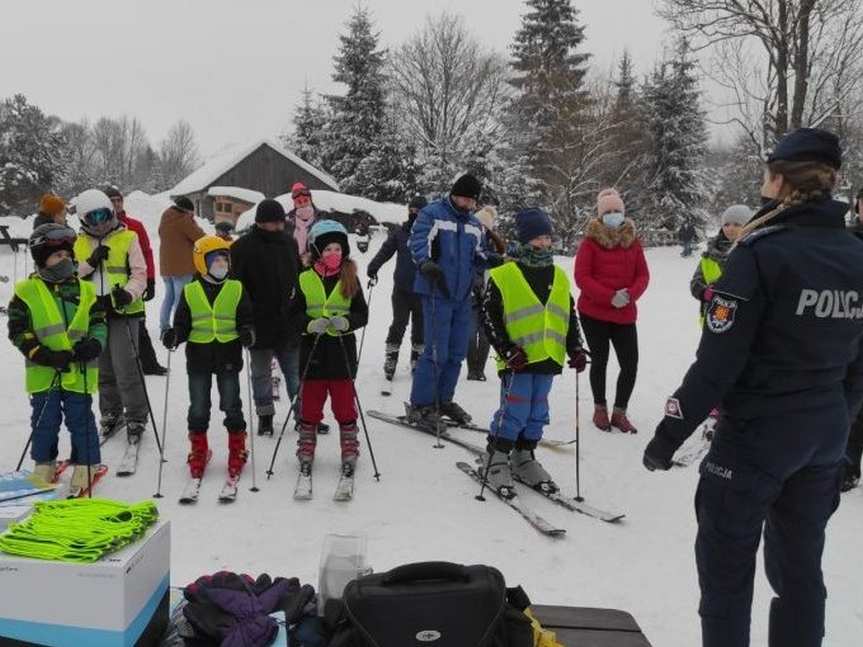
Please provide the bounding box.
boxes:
[8,224,107,494]
[480,209,588,496]
[294,220,368,480]
[161,235,255,481]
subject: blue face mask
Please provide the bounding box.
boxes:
[601,212,625,229]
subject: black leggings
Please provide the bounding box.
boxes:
[579,313,638,410]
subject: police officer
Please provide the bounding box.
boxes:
[643,128,863,647]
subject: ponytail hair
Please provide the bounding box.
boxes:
[339,258,359,299]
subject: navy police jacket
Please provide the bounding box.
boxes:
[658,198,863,465]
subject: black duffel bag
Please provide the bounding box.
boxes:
[324,561,534,647]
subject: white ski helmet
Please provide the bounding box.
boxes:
[75,189,117,237]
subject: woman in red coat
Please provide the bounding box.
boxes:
[574,189,650,433]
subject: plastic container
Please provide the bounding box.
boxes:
[317,533,371,614]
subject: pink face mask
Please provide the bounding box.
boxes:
[322,249,342,270]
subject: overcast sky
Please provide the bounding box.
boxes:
[1,0,677,158]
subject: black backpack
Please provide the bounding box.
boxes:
[323,561,534,647]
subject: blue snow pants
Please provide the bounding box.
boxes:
[30,389,101,465]
[488,372,554,443]
[410,296,472,407]
[695,408,846,647]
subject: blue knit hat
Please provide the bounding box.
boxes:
[309,219,349,259]
[515,208,553,244]
[767,127,842,170]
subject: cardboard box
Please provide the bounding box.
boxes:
[0,520,170,647]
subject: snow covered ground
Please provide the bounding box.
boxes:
[0,224,860,647]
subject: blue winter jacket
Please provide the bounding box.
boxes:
[410,198,488,301]
[367,220,416,293]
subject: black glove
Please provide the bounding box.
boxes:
[501,345,528,371]
[161,328,179,350]
[419,261,450,298]
[643,423,679,472]
[239,327,255,348]
[568,347,589,372]
[143,278,155,302]
[86,245,110,268]
[32,347,74,371]
[111,285,133,307]
[72,337,102,362]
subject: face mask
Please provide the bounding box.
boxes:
[518,243,554,267]
[39,258,76,283]
[208,265,229,281]
[296,206,314,221]
[601,212,625,229]
[322,250,342,271]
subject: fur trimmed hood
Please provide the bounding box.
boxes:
[585,217,638,249]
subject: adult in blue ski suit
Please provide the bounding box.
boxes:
[408,174,491,424]
[644,128,863,647]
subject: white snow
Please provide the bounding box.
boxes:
[169,140,339,197]
[207,186,265,205]
[0,235,860,647]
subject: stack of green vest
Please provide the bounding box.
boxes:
[0,498,158,563]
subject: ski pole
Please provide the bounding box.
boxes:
[245,348,259,493]
[123,315,164,458]
[356,278,375,365]
[153,349,173,499]
[430,291,444,449]
[82,361,92,498]
[266,334,322,478]
[575,371,582,502]
[337,335,381,480]
[476,369,517,502]
[16,372,62,471]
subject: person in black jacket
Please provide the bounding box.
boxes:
[644,128,863,647]
[294,221,368,477]
[230,199,302,436]
[366,196,426,380]
[843,188,863,492]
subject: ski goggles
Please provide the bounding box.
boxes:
[31,226,76,248]
[84,208,113,225]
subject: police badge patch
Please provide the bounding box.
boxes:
[706,295,738,333]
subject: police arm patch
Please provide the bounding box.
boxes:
[706,295,738,334]
[664,397,684,420]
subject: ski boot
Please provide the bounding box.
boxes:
[32,461,57,484]
[297,421,317,464]
[69,465,98,497]
[258,414,274,437]
[480,447,515,499]
[340,422,360,464]
[511,448,558,493]
[99,413,125,439]
[340,461,355,478]
[592,405,611,432]
[410,344,423,373]
[227,431,248,478]
[384,344,399,381]
[187,432,209,479]
[126,421,146,444]
[611,408,638,434]
[406,404,447,434]
[439,401,472,425]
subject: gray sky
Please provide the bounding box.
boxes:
[1,0,671,157]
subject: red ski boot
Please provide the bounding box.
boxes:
[593,404,611,431]
[611,408,638,434]
[227,431,248,478]
[188,432,210,478]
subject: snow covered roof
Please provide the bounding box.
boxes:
[207,186,264,204]
[169,140,339,197]
[235,189,407,232]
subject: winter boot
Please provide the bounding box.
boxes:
[227,431,248,478]
[383,344,399,381]
[592,405,611,432]
[611,408,638,434]
[480,447,514,498]
[511,448,558,493]
[296,420,317,465]
[69,465,97,495]
[439,401,472,425]
[410,344,423,373]
[258,414,274,437]
[99,413,125,438]
[340,421,360,466]
[187,432,209,479]
[406,404,446,433]
[467,371,487,382]
[32,461,57,484]
[126,421,146,444]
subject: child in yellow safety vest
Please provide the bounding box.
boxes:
[293,220,368,480]
[7,224,107,494]
[161,236,255,480]
[480,209,588,498]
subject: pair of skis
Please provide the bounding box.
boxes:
[178,451,244,504]
[294,466,355,502]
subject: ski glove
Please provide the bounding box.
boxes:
[307,317,330,335]
[419,261,450,298]
[111,285,133,307]
[329,316,350,332]
[73,337,102,362]
[86,245,110,268]
[238,327,255,348]
[501,346,528,371]
[32,347,74,371]
[143,278,155,302]
[568,347,589,373]
[161,328,179,350]
[611,289,630,309]
[643,423,678,471]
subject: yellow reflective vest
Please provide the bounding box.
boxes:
[73,230,144,315]
[488,262,570,371]
[14,277,98,394]
[299,269,351,337]
[184,279,242,344]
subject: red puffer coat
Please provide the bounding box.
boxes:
[574,218,650,325]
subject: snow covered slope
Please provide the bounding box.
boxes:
[0,232,859,647]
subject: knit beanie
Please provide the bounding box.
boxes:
[450,174,482,202]
[515,208,553,244]
[255,198,286,223]
[39,193,65,217]
[720,204,752,227]
[597,189,625,216]
[174,196,195,214]
[291,182,311,199]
